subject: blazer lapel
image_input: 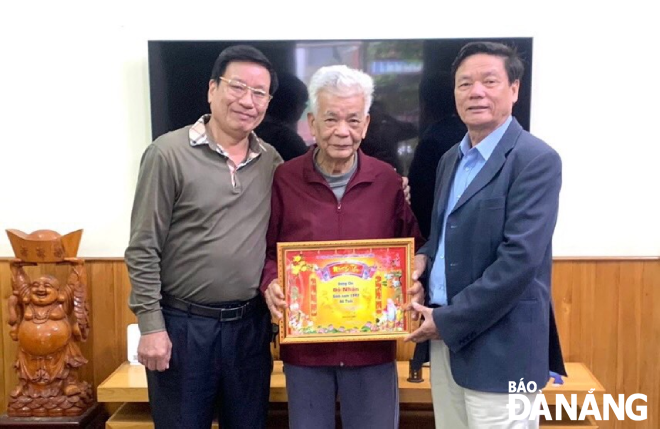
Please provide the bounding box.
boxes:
[428,146,460,252]
[451,118,523,214]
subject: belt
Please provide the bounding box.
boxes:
[161,293,260,322]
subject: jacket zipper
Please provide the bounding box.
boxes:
[337,200,341,236]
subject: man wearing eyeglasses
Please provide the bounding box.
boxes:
[125,45,282,429]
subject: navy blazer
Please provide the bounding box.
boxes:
[414,118,566,393]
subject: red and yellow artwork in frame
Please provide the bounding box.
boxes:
[277,238,414,344]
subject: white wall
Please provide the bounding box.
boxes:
[1,1,658,257]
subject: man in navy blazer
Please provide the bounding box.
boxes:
[405,42,566,428]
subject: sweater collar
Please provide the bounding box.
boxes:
[302,145,378,186]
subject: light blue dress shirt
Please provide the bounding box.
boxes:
[428,116,512,306]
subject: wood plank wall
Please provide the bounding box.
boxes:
[1,258,658,428]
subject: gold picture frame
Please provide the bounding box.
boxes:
[277,238,414,344]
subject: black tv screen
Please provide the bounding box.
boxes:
[147,38,533,174]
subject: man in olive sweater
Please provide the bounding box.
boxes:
[125,45,282,429]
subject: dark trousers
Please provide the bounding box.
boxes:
[284,361,399,429]
[146,299,272,429]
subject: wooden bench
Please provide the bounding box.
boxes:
[98,361,601,428]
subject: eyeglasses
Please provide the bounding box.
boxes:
[219,77,273,106]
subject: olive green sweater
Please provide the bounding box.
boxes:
[126,125,282,334]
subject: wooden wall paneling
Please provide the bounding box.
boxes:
[0,257,658,428]
[556,261,589,363]
[552,261,574,358]
[644,261,660,429]
[616,261,643,429]
[113,262,136,366]
[613,261,660,429]
[553,261,617,429]
[104,259,134,418]
[590,262,620,405]
[645,261,660,429]
[88,261,120,391]
[571,262,596,366]
[574,262,618,429]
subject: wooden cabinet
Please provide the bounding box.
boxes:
[99,361,602,428]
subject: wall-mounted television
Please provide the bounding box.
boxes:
[147,38,533,174]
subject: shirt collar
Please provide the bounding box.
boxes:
[458,115,513,161]
[312,146,358,179]
[188,114,263,159]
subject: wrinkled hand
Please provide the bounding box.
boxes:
[264,279,286,321]
[138,330,172,372]
[407,254,427,321]
[401,176,411,204]
[404,302,440,343]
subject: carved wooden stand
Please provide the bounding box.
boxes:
[0,403,106,429]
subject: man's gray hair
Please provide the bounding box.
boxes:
[308,65,374,116]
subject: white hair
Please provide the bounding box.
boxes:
[307,65,374,116]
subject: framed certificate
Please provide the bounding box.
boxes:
[277,238,414,344]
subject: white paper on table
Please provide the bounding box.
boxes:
[127,324,141,365]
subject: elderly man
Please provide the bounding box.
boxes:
[405,41,566,429]
[261,65,423,429]
[125,45,281,429]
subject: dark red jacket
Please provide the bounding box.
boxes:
[261,148,423,366]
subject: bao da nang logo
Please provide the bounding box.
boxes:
[507,379,647,422]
